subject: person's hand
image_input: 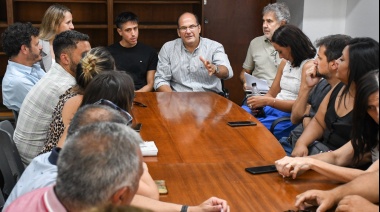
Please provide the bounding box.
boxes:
[199,56,217,76]
[335,195,379,212]
[189,197,230,212]
[246,95,269,109]
[291,144,309,157]
[295,190,336,212]
[305,65,321,88]
[275,156,311,179]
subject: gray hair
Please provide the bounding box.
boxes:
[67,104,129,137]
[263,2,290,24]
[56,122,143,211]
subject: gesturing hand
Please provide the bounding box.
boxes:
[200,56,217,76]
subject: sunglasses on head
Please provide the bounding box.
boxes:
[93,99,133,125]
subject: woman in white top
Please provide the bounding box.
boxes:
[244,25,316,139]
[39,4,74,72]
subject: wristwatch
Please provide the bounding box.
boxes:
[214,65,220,74]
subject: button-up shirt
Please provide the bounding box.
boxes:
[154,37,233,93]
[2,60,45,112]
[14,63,75,165]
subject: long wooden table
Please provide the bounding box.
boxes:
[132,92,339,211]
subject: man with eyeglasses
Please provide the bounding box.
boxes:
[154,12,233,94]
[239,3,290,90]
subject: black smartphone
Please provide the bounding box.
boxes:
[245,165,277,174]
[227,121,256,127]
[131,123,142,132]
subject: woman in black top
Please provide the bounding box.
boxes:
[291,37,379,157]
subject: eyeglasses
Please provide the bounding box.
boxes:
[271,50,279,68]
[93,99,133,125]
[178,24,199,32]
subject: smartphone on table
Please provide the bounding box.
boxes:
[227,121,256,127]
[245,165,277,175]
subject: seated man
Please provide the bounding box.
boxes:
[154,12,233,94]
[1,22,45,113]
[5,122,144,211]
[5,105,229,212]
[4,105,159,209]
[108,12,158,92]
[240,2,289,89]
[13,30,91,165]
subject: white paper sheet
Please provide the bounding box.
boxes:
[244,73,270,92]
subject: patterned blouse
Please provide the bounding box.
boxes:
[39,87,77,154]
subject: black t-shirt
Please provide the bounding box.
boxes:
[108,42,158,90]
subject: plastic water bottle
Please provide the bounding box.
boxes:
[250,83,265,117]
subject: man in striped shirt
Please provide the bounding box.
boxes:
[154,12,233,94]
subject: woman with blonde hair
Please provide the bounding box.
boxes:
[39,4,74,72]
[41,46,115,154]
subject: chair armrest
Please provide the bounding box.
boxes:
[270,117,291,133]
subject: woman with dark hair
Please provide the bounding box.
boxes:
[351,70,379,164]
[80,70,135,112]
[275,70,379,183]
[244,25,316,139]
[289,37,379,157]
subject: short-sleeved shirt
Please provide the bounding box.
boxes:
[154,37,233,93]
[13,63,76,165]
[4,186,65,212]
[242,35,280,87]
[4,148,59,209]
[2,61,45,112]
[108,42,158,90]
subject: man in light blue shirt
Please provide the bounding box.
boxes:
[1,22,45,113]
[154,12,233,94]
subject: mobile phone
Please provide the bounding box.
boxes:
[154,180,168,194]
[227,121,256,127]
[131,123,142,132]
[245,165,277,174]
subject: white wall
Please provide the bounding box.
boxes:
[345,0,379,41]
[279,0,379,43]
[302,0,347,43]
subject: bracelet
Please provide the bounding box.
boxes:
[272,98,276,107]
[180,205,188,212]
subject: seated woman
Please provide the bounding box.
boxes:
[57,71,159,200]
[291,37,379,157]
[275,70,379,183]
[39,4,74,72]
[41,46,114,154]
[243,25,316,139]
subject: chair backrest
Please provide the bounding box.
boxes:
[0,120,14,137]
[0,120,25,183]
[0,147,17,201]
[0,186,5,211]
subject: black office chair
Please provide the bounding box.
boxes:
[0,120,25,182]
[220,79,229,99]
[0,171,5,210]
[0,147,17,202]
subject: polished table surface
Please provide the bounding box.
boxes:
[132,92,338,211]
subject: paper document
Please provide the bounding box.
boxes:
[140,141,158,156]
[244,73,270,92]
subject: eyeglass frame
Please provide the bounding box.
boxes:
[178,24,200,32]
[93,99,133,125]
